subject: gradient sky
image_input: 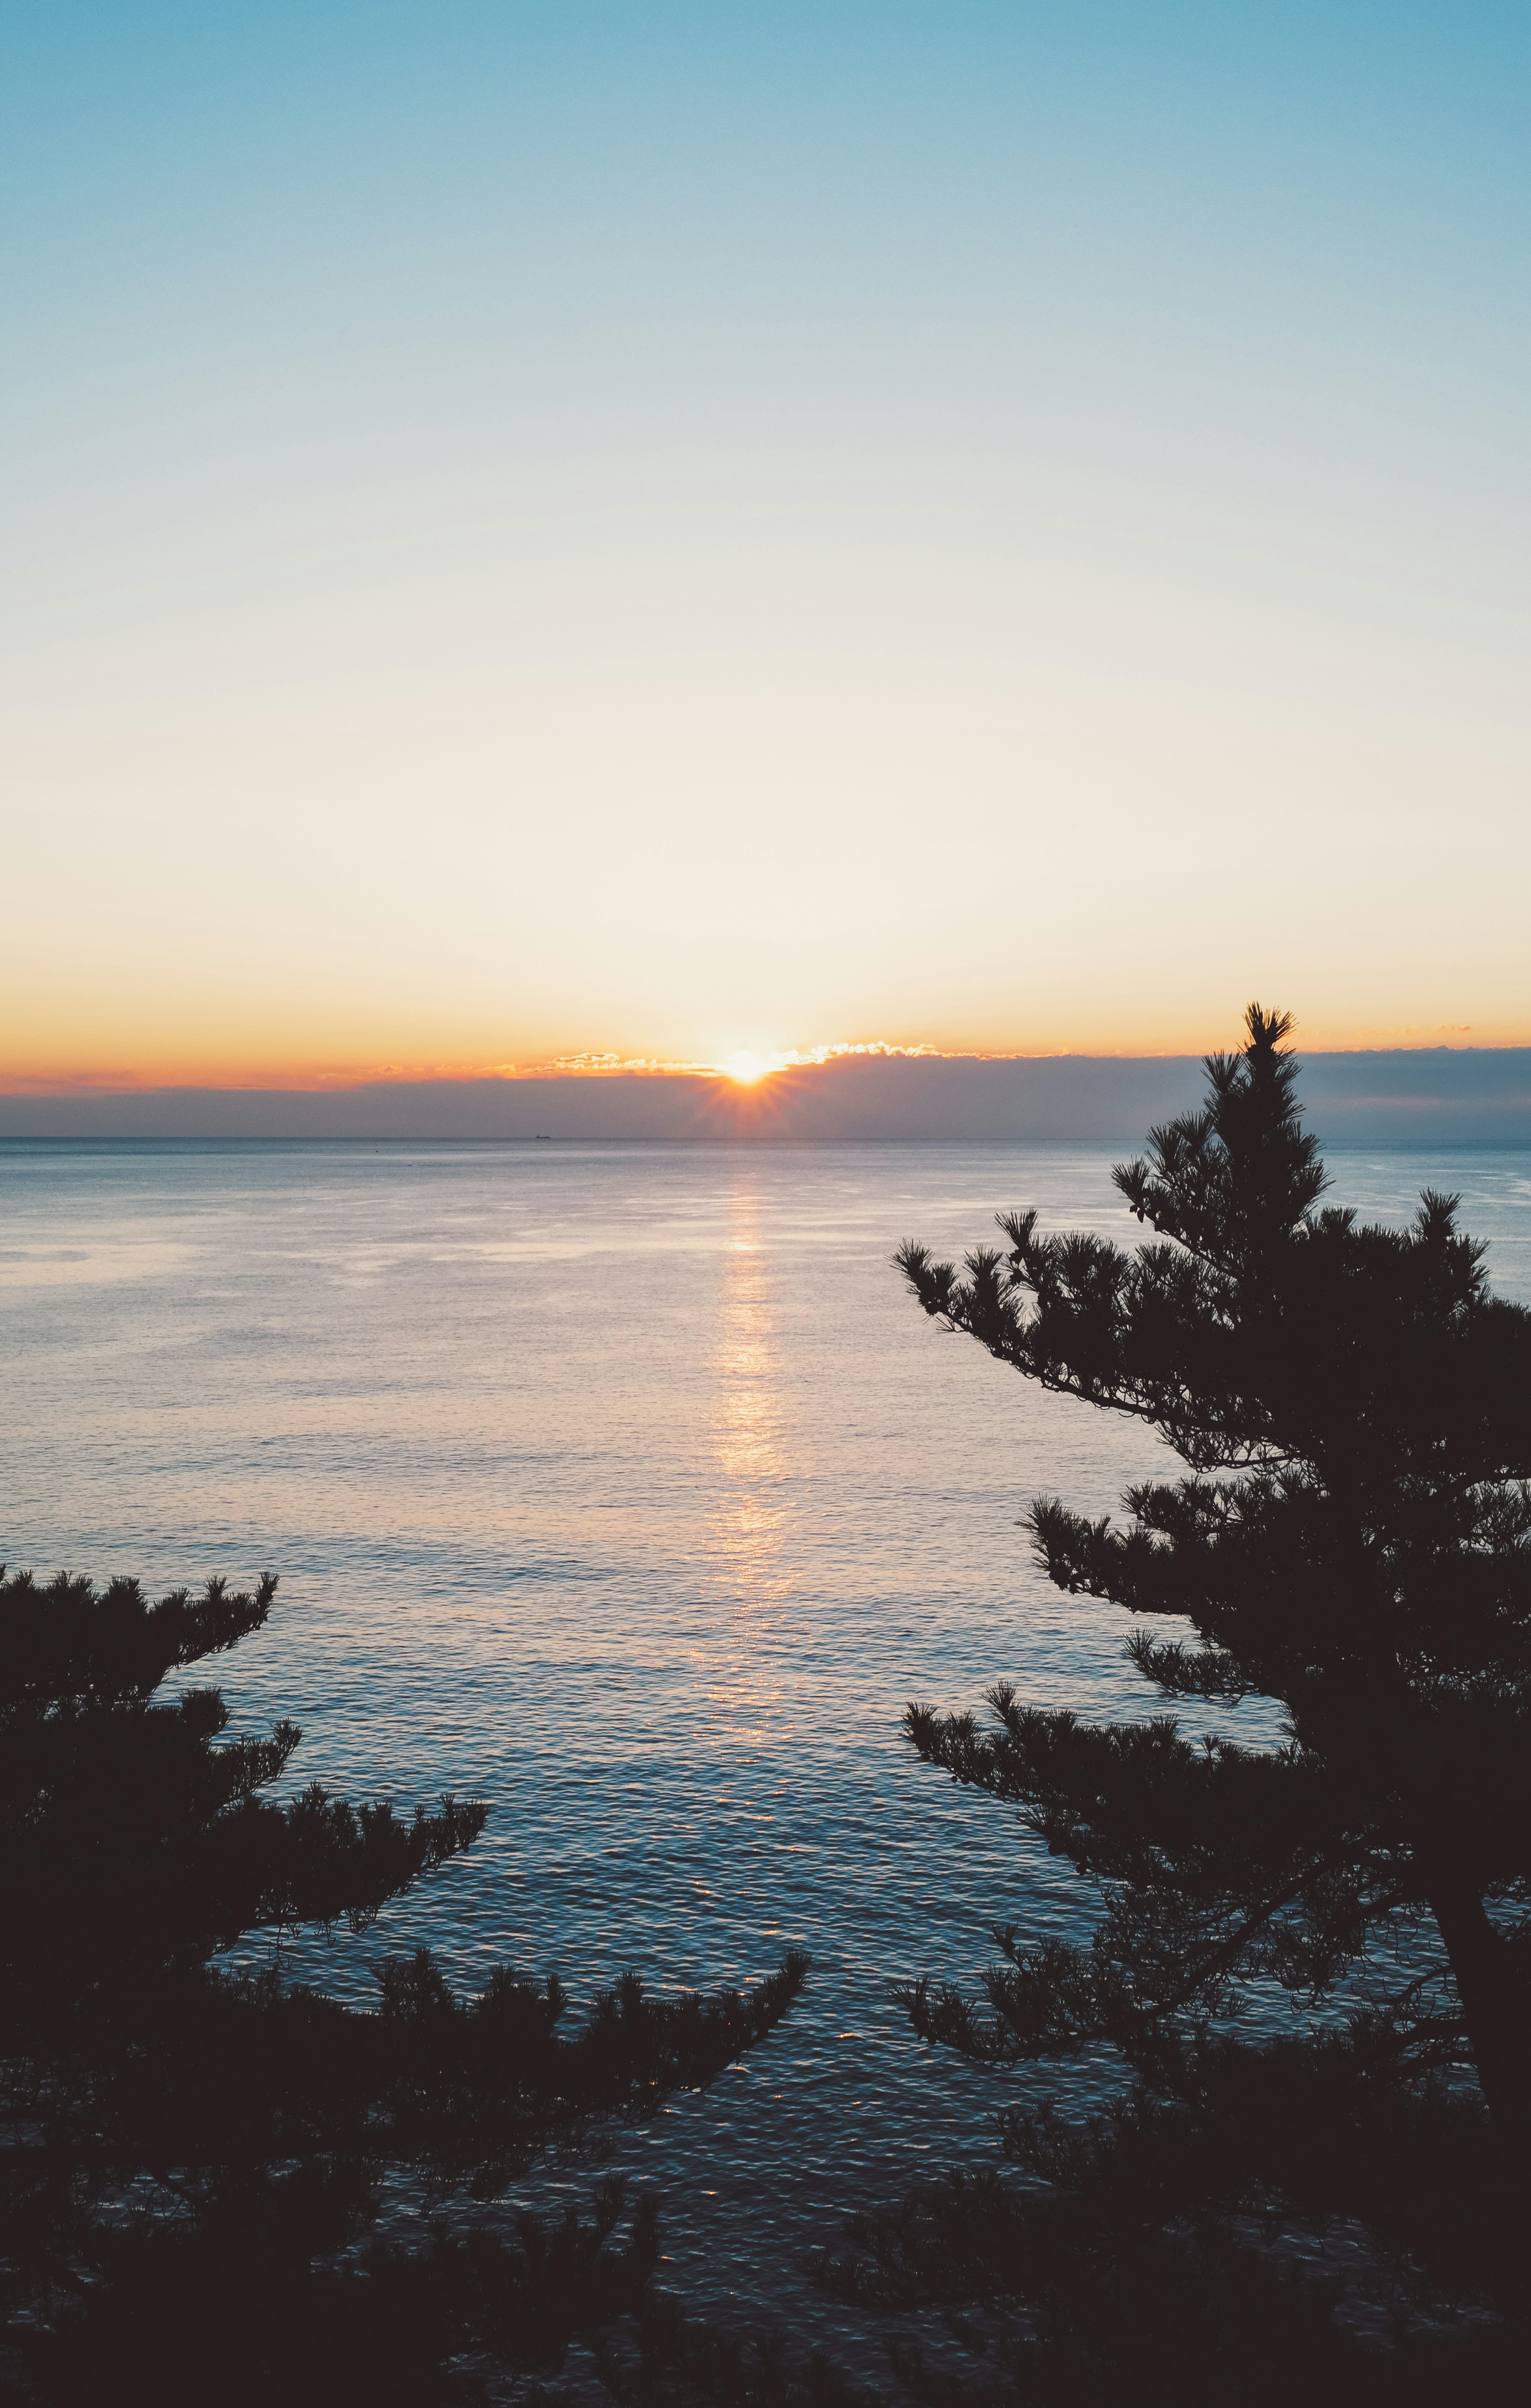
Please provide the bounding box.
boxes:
[4,4,1527,1087]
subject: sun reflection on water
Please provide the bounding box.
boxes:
[700,1180,793,1742]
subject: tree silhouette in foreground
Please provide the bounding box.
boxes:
[0,1566,807,2404]
[842,1007,1531,2400]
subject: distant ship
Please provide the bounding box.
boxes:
[534,1133,553,1141]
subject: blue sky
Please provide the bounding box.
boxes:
[4,5,1527,1082]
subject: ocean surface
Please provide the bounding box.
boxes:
[5,1138,1530,2349]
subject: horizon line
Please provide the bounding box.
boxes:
[3,1032,1519,1100]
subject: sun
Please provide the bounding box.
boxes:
[722,1050,770,1086]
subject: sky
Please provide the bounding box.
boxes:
[4,4,1527,1090]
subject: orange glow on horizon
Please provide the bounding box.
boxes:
[4,1021,1531,1099]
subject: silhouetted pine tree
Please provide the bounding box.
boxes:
[0,1566,807,2404]
[849,1007,1531,2399]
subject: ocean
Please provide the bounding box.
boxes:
[4,1137,1529,2343]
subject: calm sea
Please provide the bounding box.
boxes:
[4,1139,1530,2340]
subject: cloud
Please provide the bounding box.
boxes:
[4,1048,1530,1144]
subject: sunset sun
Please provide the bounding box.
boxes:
[722,1051,771,1086]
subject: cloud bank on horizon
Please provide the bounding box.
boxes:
[5,1047,1531,1149]
[4,4,1527,1088]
